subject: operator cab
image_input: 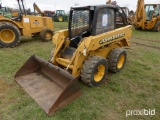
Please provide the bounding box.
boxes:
[12,13,23,22]
[68,5,128,48]
[61,5,128,59]
[145,4,160,21]
[12,0,27,22]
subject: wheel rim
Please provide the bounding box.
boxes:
[0,29,15,43]
[58,16,63,22]
[94,64,105,82]
[44,32,52,40]
[117,54,125,69]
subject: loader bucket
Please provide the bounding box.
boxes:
[14,55,82,115]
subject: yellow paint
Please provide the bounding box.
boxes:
[0,29,15,43]
[51,25,132,77]
[58,16,63,22]
[117,54,125,69]
[94,64,105,82]
[134,0,160,30]
[12,11,19,17]
[22,15,53,36]
[0,15,54,36]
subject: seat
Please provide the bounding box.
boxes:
[61,47,76,60]
[11,13,23,22]
[69,30,91,48]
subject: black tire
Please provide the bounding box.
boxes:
[81,56,108,87]
[0,22,20,47]
[40,29,53,42]
[58,15,64,22]
[32,33,39,38]
[153,21,160,32]
[108,48,127,73]
[135,26,141,30]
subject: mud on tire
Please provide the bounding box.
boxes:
[40,29,53,42]
[0,22,20,48]
[153,21,160,32]
[81,56,108,87]
[108,48,127,73]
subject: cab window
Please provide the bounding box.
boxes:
[96,8,115,35]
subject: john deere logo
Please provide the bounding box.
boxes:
[33,21,40,25]
[99,33,125,44]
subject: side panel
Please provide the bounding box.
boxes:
[22,16,30,29]
[30,16,43,28]
[51,25,132,77]
[44,17,54,31]
[22,16,54,35]
[72,25,132,76]
[144,18,157,29]
[0,18,23,28]
[134,0,145,29]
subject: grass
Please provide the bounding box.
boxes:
[0,23,160,120]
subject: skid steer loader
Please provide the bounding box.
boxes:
[15,4,132,115]
[0,0,53,48]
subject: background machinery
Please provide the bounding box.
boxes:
[107,0,135,25]
[121,7,135,25]
[0,6,12,19]
[53,10,68,22]
[0,0,54,48]
[33,2,54,16]
[134,0,160,31]
[33,3,68,22]
[15,4,132,115]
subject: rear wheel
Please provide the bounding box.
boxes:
[153,21,160,32]
[58,15,63,22]
[108,48,127,73]
[0,22,20,47]
[40,29,53,42]
[81,56,108,87]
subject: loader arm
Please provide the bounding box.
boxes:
[0,18,23,28]
[71,25,132,76]
[106,0,111,4]
[135,0,146,29]
[52,25,132,76]
[33,3,44,16]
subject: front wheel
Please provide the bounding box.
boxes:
[58,15,64,22]
[81,56,108,87]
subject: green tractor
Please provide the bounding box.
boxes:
[0,7,12,19]
[53,10,68,22]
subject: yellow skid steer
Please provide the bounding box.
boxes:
[15,4,132,115]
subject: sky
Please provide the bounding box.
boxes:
[1,0,160,12]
